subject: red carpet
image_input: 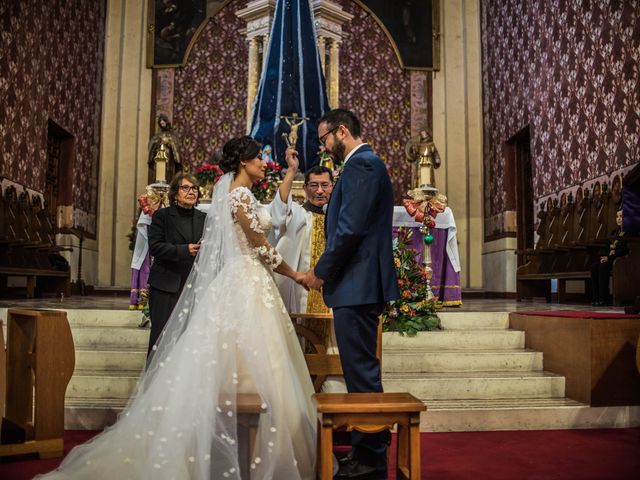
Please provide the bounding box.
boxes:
[1,428,639,479]
[518,311,640,319]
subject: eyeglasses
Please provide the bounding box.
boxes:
[179,185,199,193]
[319,126,340,146]
[306,182,333,190]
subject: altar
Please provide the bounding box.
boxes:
[393,206,462,306]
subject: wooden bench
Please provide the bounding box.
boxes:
[235,393,267,479]
[291,313,383,392]
[0,309,75,459]
[0,266,70,299]
[517,270,591,303]
[313,392,426,480]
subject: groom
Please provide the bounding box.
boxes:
[302,109,399,479]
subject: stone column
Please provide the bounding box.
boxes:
[318,35,326,73]
[328,39,340,108]
[246,37,260,131]
[262,34,269,67]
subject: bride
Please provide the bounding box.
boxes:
[38,136,316,479]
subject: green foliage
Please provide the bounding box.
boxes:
[382,228,441,336]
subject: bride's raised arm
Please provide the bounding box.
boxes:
[231,189,302,282]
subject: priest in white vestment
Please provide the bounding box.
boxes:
[270,148,347,393]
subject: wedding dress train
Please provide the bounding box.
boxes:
[38,175,316,479]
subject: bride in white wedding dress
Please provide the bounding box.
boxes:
[38,136,316,479]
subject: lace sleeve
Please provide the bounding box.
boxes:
[230,188,283,269]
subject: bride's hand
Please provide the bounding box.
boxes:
[293,271,309,291]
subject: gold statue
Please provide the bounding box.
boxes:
[148,114,184,183]
[404,129,441,188]
[281,112,307,148]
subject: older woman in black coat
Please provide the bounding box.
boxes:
[147,172,206,355]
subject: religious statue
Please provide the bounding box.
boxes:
[148,114,184,183]
[404,129,441,188]
[281,112,307,149]
[261,144,274,164]
[318,150,334,171]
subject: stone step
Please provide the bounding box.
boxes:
[65,309,143,327]
[437,311,510,330]
[382,330,525,350]
[75,349,147,372]
[0,308,142,328]
[67,370,141,400]
[382,371,565,400]
[382,349,543,373]
[71,326,149,349]
[419,399,640,432]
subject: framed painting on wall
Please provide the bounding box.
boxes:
[354,0,440,70]
[147,0,231,68]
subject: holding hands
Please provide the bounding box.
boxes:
[295,268,324,291]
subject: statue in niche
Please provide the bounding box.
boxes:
[404,128,441,188]
[148,114,184,183]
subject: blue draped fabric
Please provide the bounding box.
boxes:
[249,0,330,172]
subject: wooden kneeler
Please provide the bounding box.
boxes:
[313,392,426,480]
[291,313,383,393]
[0,309,75,459]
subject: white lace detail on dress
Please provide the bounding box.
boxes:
[229,187,283,270]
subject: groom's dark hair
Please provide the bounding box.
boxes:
[318,109,361,138]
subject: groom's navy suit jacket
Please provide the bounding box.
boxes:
[314,144,399,308]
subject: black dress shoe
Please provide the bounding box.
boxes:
[337,450,355,466]
[335,459,387,479]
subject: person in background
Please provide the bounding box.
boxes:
[590,208,628,306]
[146,172,206,355]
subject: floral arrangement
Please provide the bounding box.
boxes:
[382,228,440,336]
[195,163,225,198]
[251,160,283,202]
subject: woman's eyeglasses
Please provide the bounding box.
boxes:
[179,185,199,193]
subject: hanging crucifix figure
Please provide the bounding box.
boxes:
[280,112,308,149]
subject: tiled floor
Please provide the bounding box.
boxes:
[0,295,626,313]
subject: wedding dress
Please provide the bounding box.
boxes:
[38,173,316,479]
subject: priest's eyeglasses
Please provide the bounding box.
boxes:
[319,126,340,146]
[306,182,333,190]
[179,185,199,193]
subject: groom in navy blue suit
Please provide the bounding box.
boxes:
[302,109,399,479]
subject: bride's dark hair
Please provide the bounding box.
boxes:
[220,136,262,173]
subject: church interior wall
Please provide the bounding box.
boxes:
[97,0,152,288]
[0,1,106,233]
[432,0,484,290]
[480,0,639,294]
[481,0,640,238]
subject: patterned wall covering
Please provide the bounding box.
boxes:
[0,1,106,225]
[172,0,419,203]
[172,0,248,167]
[481,0,640,237]
[337,0,417,203]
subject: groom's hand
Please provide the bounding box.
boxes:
[302,269,324,291]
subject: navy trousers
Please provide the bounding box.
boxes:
[333,303,388,467]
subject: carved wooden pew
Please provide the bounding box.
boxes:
[0,309,75,459]
[0,186,71,298]
[517,179,624,303]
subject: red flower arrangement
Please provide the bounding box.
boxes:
[251,161,283,202]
